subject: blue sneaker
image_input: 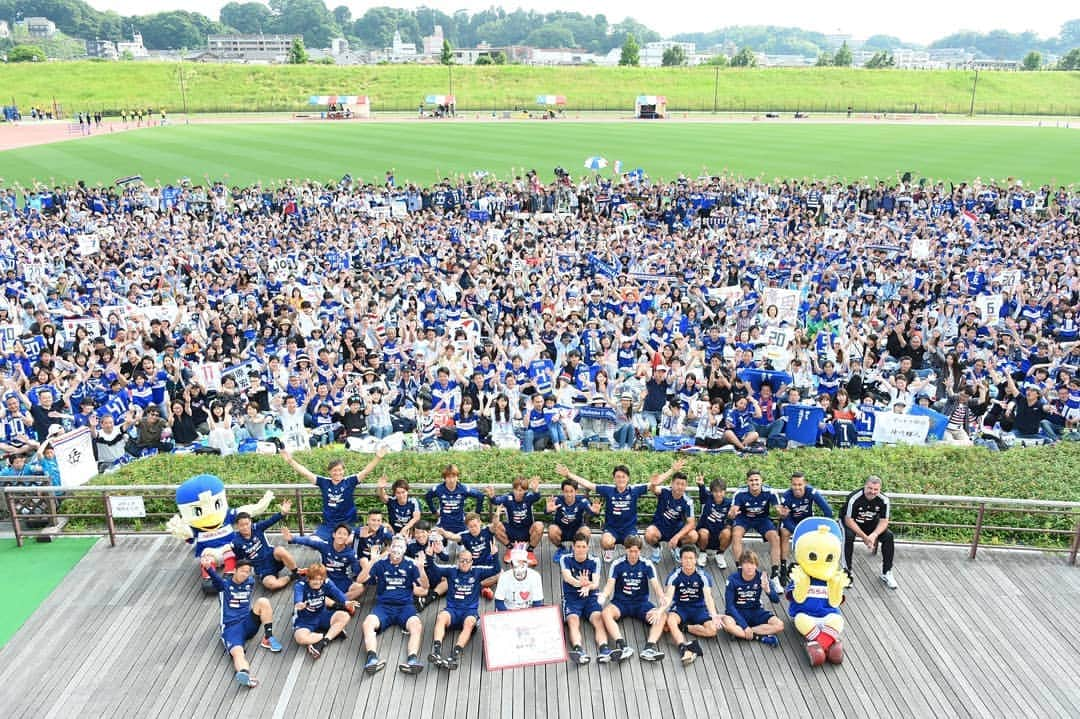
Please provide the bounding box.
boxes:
[260,635,282,652]
[650,546,662,564]
[364,655,386,674]
[759,635,779,647]
[597,645,613,664]
[552,548,564,565]
[398,656,424,674]
[235,670,259,688]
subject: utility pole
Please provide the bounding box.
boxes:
[713,64,719,114]
[968,69,979,117]
[178,58,190,124]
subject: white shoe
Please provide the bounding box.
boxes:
[603,549,614,564]
[880,571,898,590]
[715,553,727,570]
[697,552,708,567]
[770,576,784,596]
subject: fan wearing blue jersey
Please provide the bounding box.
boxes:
[359,536,429,675]
[643,468,698,564]
[728,469,784,595]
[292,562,355,660]
[545,478,599,565]
[694,476,732,570]
[640,546,722,665]
[377,476,422,536]
[202,557,280,689]
[425,463,485,536]
[598,536,665,662]
[421,549,499,670]
[487,476,544,565]
[281,446,387,540]
[778,472,834,585]
[719,551,783,646]
[231,499,301,591]
[559,531,611,665]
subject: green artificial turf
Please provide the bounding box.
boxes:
[2,121,1077,189]
[0,537,97,649]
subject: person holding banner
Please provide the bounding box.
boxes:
[841,476,897,589]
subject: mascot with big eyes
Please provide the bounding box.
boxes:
[785,517,850,666]
[167,474,274,594]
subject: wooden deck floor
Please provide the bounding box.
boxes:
[1,535,1078,719]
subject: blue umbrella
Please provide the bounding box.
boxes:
[583,156,608,171]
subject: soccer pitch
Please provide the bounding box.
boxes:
[2,120,1078,188]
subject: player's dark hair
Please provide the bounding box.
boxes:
[561,479,576,490]
[367,508,382,517]
[573,530,590,545]
[612,464,630,478]
[333,523,351,535]
[235,559,253,569]
[391,478,409,492]
[679,545,699,557]
[790,471,805,481]
[326,458,345,472]
[672,471,687,482]
[709,478,727,494]
[623,535,642,549]
[746,468,762,479]
[415,520,431,532]
[235,512,252,523]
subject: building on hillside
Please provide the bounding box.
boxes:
[206,34,300,62]
[117,31,149,59]
[24,17,57,38]
[758,53,815,67]
[391,31,419,60]
[926,48,974,68]
[422,25,444,57]
[640,41,696,67]
[86,38,119,59]
[330,38,348,55]
[969,59,1020,71]
[528,47,598,65]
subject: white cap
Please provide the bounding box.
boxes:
[509,547,528,566]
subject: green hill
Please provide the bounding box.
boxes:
[2,63,1079,116]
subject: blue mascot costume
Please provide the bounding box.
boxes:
[785,517,849,666]
[167,474,274,594]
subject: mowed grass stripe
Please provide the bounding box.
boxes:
[2,122,1077,188]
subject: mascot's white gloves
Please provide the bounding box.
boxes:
[166,515,194,540]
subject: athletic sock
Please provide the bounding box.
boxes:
[452,645,463,656]
[644,642,657,650]
[264,623,273,638]
[432,640,442,653]
[407,654,417,662]
[316,638,328,651]
[770,565,779,578]
[572,645,582,652]
[366,650,377,662]
[615,638,626,650]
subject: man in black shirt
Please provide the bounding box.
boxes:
[841,476,897,589]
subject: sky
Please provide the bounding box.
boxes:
[84,0,1073,45]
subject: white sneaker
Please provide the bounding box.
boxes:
[603,549,614,564]
[770,576,784,596]
[697,552,708,567]
[715,553,727,570]
[880,571,898,590]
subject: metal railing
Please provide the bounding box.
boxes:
[3,483,1079,565]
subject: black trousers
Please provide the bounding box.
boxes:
[844,526,894,573]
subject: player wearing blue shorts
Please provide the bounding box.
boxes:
[377,476,422,536]
[203,557,280,689]
[641,546,722,666]
[421,550,498,670]
[284,523,364,602]
[778,472,833,584]
[359,536,429,675]
[719,550,783,647]
[694,476,732,570]
[487,476,544,564]
[292,562,354,659]
[561,461,684,563]
[643,466,697,564]
[231,499,300,591]
[424,464,485,535]
[728,469,784,595]
[546,478,598,564]
[599,536,665,662]
[559,531,611,665]
[281,447,387,540]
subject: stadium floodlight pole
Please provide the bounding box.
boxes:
[178,57,190,125]
[968,69,979,117]
[713,64,719,114]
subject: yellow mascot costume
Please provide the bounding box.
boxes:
[785,517,849,666]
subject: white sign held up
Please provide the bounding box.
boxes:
[872,412,930,445]
[51,427,97,486]
[481,605,567,670]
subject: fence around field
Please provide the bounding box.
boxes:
[3,483,1079,565]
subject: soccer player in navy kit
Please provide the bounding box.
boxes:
[842,475,897,589]
[377,476,422,536]
[202,556,280,688]
[421,549,499,669]
[560,531,611,664]
[643,469,698,564]
[425,464,485,539]
[231,498,301,591]
[640,546,722,665]
[560,459,685,563]
[719,550,784,646]
[283,524,364,601]
[728,469,784,595]
[281,446,387,540]
[292,563,355,659]
[778,472,833,584]
[436,512,500,599]
[487,476,544,565]
[546,477,599,564]
[695,476,732,569]
[599,536,665,662]
[359,536,430,674]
